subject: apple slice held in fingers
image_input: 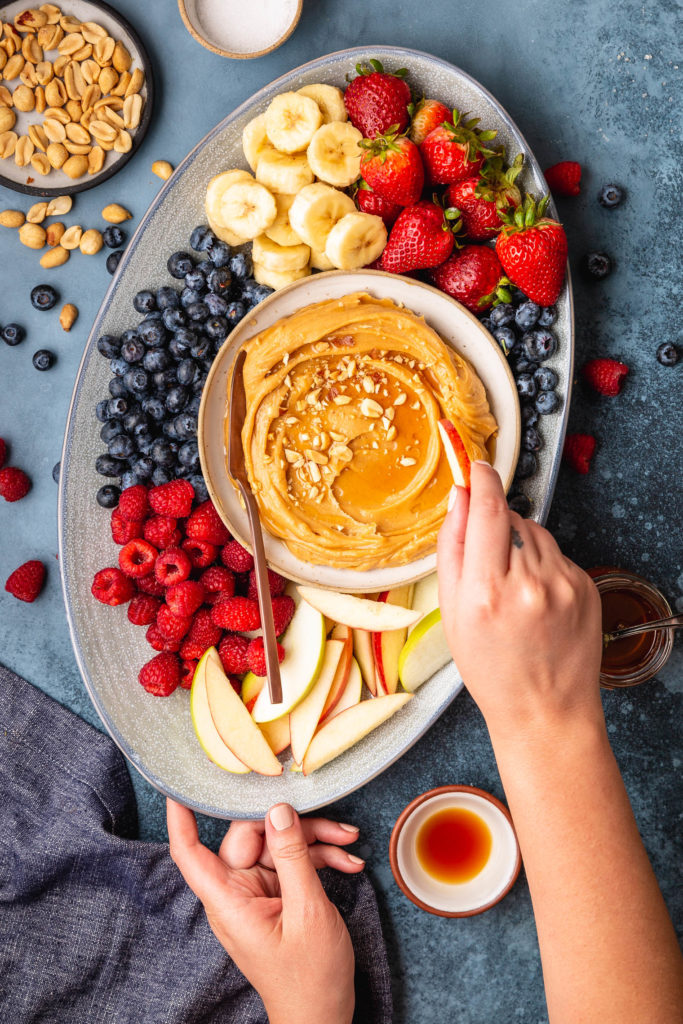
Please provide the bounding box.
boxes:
[438,418,472,490]
[302,693,413,775]
[298,586,420,631]
[205,653,282,776]
[290,639,344,765]
[190,649,250,774]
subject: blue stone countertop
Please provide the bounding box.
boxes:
[0,1,680,1021]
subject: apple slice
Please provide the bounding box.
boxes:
[398,609,452,692]
[252,585,326,723]
[372,585,415,695]
[319,623,353,721]
[408,573,439,635]
[290,639,344,764]
[190,649,250,774]
[259,715,290,756]
[205,655,283,775]
[241,672,263,714]
[298,586,420,631]
[325,656,362,721]
[353,628,378,695]
[302,693,413,775]
[438,418,472,490]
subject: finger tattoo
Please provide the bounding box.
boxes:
[510,527,524,549]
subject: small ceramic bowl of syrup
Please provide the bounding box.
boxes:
[389,786,521,917]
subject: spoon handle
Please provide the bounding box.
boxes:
[605,612,683,643]
[240,482,283,706]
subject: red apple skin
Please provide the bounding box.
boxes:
[438,418,472,490]
[320,624,353,720]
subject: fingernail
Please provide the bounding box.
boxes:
[447,485,458,511]
[473,459,491,467]
[347,854,365,864]
[337,822,359,833]
[269,803,294,831]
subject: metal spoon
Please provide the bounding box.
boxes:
[603,612,683,646]
[228,348,283,705]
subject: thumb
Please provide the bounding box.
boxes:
[265,803,325,906]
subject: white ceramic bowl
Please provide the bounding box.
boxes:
[199,270,521,593]
[178,0,302,59]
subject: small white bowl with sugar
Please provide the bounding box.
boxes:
[179,0,302,59]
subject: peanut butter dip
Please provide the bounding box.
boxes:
[231,292,497,570]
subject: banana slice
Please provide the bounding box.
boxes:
[307,122,363,188]
[265,91,323,153]
[324,212,387,270]
[310,246,335,271]
[218,180,277,241]
[256,149,314,195]
[253,234,310,272]
[242,113,277,172]
[207,210,249,247]
[264,193,301,247]
[253,260,311,291]
[205,169,254,228]
[289,182,356,251]
[297,84,347,124]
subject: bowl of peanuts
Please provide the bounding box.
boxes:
[0,0,153,195]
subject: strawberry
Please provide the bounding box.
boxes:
[355,180,402,228]
[145,623,181,653]
[111,508,143,546]
[430,244,508,312]
[246,636,285,677]
[221,540,254,573]
[180,659,197,690]
[0,466,31,502]
[181,538,218,569]
[445,154,523,241]
[359,130,424,207]
[218,633,250,675]
[381,200,458,274]
[563,433,596,474]
[91,567,135,606]
[156,603,192,642]
[166,580,205,618]
[118,538,158,579]
[127,593,162,626]
[344,59,411,139]
[148,479,194,518]
[185,500,230,546]
[581,358,629,396]
[495,194,568,306]
[154,546,192,586]
[246,568,287,601]
[420,109,498,185]
[408,98,451,146]
[138,652,180,697]
[210,596,261,632]
[143,515,179,550]
[117,484,149,522]
[271,594,296,636]
[0,438,7,468]
[5,560,46,602]
[544,160,581,197]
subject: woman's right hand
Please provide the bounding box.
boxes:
[437,461,604,741]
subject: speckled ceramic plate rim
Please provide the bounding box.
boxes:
[58,46,574,818]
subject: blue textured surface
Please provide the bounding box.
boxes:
[0,1,680,1021]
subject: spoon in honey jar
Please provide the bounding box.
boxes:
[603,611,683,646]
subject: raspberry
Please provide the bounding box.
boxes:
[146,623,181,653]
[166,580,205,618]
[200,566,235,601]
[0,438,6,468]
[117,484,149,522]
[91,567,135,606]
[127,593,162,626]
[181,538,218,569]
[246,636,285,677]
[563,433,596,474]
[185,500,230,545]
[544,160,582,197]
[111,508,144,545]
[180,659,197,690]
[581,358,629,397]
[271,594,296,636]
[246,568,287,601]
[154,546,192,585]
[0,466,31,502]
[136,574,166,597]
[143,515,179,549]
[218,632,250,675]
[119,538,158,578]
[5,560,46,603]
[187,606,222,649]
[211,596,260,632]
[157,603,192,642]
[139,652,180,696]
[221,540,254,573]
[148,478,194,517]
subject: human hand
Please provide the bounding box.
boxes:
[167,800,360,1024]
[437,462,604,742]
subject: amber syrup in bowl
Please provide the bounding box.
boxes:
[591,570,674,688]
[416,807,492,884]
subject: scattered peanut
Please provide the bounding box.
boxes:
[40,244,69,267]
[0,130,18,157]
[14,134,35,166]
[45,193,72,216]
[0,208,25,227]
[19,221,46,248]
[60,224,82,249]
[87,145,104,174]
[59,302,78,331]
[27,200,49,223]
[101,202,131,223]
[62,153,87,177]
[152,159,173,181]
[0,106,16,133]
[79,227,103,254]
[31,148,51,172]
[46,140,67,167]
[46,221,65,246]
[13,83,35,112]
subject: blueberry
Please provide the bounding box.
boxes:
[110,356,129,377]
[180,286,202,308]
[189,474,209,503]
[490,303,515,328]
[32,348,54,370]
[100,419,125,443]
[123,368,149,393]
[511,357,538,376]
[522,329,556,362]
[163,418,180,440]
[229,251,252,279]
[30,284,59,311]
[176,358,198,386]
[151,467,171,486]
[143,348,170,373]
[174,412,197,438]
[156,286,180,310]
[514,301,540,330]
[122,408,146,432]
[206,266,231,293]
[205,315,228,340]
[206,239,231,267]
[521,402,539,427]
[96,484,121,508]
[135,430,155,455]
[103,225,126,248]
[185,267,206,293]
[138,320,167,348]
[537,305,557,327]
[185,301,210,322]
[108,377,127,398]
[106,396,128,418]
[168,327,195,357]
[167,251,194,278]
[120,469,140,489]
[582,251,612,279]
[133,289,156,314]
[52,461,61,484]
[120,328,140,345]
[162,307,187,332]
[96,399,109,422]
[535,391,560,415]
[534,366,558,391]
[656,342,679,367]
[190,225,215,252]
[226,301,246,326]
[493,326,517,355]
[165,386,188,413]
[522,426,542,452]
[106,250,124,275]
[108,434,134,459]
[205,292,228,316]
[96,453,124,477]
[193,371,208,392]
[186,394,202,415]
[479,316,494,333]
[508,493,531,517]
[598,183,624,208]
[250,285,272,305]
[190,337,212,361]
[2,323,25,346]
[97,333,120,358]
[515,451,537,479]
[509,288,526,306]
[151,439,175,467]
[516,373,537,399]
[178,440,200,470]
[121,337,145,362]
[142,310,163,323]
[132,456,154,480]
[153,368,178,393]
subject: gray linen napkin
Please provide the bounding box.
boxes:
[0,664,392,1024]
